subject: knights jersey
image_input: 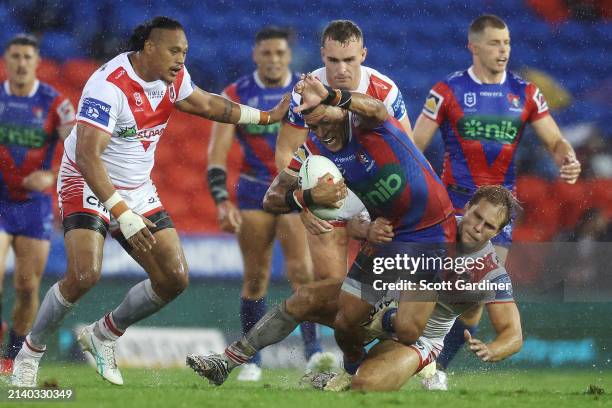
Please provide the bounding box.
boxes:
[222,71,299,183]
[0,80,75,201]
[63,52,194,188]
[422,67,549,194]
[285,66,407,128]
[288,118,453,237]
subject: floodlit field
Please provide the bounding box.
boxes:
[1,364,610,407]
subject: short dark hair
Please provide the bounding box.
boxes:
[128,16,184,51]
[468,14,507,40]
[321,20,363,47]
[5,34,39,51]
[466,185,520,230]
[255,26,293,44]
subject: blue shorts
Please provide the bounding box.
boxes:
[0,197,54,240]
[236,176,271,211]
[447,185,513,247]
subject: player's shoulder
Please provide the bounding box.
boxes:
[505,70,533,90]
[36,81,60,99]
[442,69,469,86]
[362,65,398,88]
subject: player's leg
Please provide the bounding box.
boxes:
[351,340,421,391]
[235,209,277,379]
[0,231,12,371]
[4,236,50,360]
[277,214,326,367]
[308,226,349,280]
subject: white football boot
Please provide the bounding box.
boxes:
[11,348,42,388]
[77,324,123,385]
[421,368,448,391]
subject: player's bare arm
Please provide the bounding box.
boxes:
[275,123,308,171]
[465,301,522,362]
[75,123,156,252]
[176,86,290,125]
[263,169,347,214]
[412,113,440,152]
[346,216,394,243]
[531,115,581,184]
[207,121,242,233]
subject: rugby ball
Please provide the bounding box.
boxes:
[298,155,345,220]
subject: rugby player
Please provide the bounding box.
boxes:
[412,14,580,389]
[187,80,455,385]
[207,26,330,381]
[275,20,412,290]
[0,34,75,373]
[313,186,523,392]
[11,17,289,387]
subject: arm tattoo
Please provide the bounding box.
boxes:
[220,99,233,123]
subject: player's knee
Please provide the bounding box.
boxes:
[13,277,42,297]
[351,373,384,392]
[333,308,360,333]
[394,322,421,346]
[159,263,189,298]
[287,285,319,321]
[65,264,102,294]
[242,276,268,298]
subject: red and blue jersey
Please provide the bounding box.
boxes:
[289,117,454,237]
[223,72,299,184]
[0,80,75,202]
[422,67,549,199]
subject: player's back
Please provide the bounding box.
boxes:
[424,68,549,193]
[223,72,298,183]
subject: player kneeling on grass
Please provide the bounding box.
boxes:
[311,185,523,392]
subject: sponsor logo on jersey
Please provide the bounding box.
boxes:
[241,122,281,135]
[57,99,75,124]
[0,124,46,148]
[295,146,308,163]
[533,88,548,114]
[464,92,477,107]
[458,115,521,144]
[32,106,43,120]
[114,69,126,80]
[423,90,443,119]
[80,97,111,127]
[247,96,259,106]
[507,93,520,108]
[391,92,407,119]
[117,125,137,138]
[133,92,143,107]
[354,164,406,209]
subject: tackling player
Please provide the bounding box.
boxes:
[314,186,523,392]
[0,35,75,373]
[187,81,455,385]
[276,20,412,289]
[206,26,329,381]
[11,17,289,387]
[412,14,580,389]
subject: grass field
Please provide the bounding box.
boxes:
[1,364,610,408]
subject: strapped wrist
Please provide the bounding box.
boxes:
[207,167,229,204]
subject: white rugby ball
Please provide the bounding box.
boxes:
[298,155,345,220]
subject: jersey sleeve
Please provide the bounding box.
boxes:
[524,83,550,123]
[176,66,194,101]
[284,89,307,128]
[287,141,314,173]
[421,82,451,125]
[54,97,76,128]
[485,271,515,303]
[221,83,240,103]
[76,79,122,134]
[388,88,407,121]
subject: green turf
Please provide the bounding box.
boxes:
[1,364,610,408]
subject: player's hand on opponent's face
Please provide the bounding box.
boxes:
[127,215,157,253]
[22,170,55,192]
[293,74,328,113]
[464,330,494,362]
[299,208,333,234]
[217,200,242,234]
[268,93,291,123]
[559,153,581,184]
[310,172,348,208]
[367,217,394,243]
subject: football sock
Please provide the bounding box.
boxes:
[240,297,266,366]
[382,308,398,334]
[29,283,73,350]
[97,279,166,341]
[436,319,478,370]
[5,328,26,359]
[225,302,298,369]
[299,322,322,360]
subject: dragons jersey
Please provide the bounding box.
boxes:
[63,52,194,188]
[285,65,407,128]
[422,67,549,194]
[0,80,75,202]
[222,71,299,183]
[289,118,454,237]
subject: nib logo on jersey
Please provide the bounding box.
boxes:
[458,115,522,144]
[241,122,281,135]
[353,164,406,210]
[0,124,46,148]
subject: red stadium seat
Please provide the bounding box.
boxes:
[587,179,612,218]
[36,59,62,83]
[551,181,591,229]
[61,59,100,90]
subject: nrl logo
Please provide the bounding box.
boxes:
[464,92,477,107]
[133,92,143,107]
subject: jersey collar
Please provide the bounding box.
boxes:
[467,66,506,85]
[4,79,39,97]
[253,70,293,89]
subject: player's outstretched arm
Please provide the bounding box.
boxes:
[75,123,156,252]
[207,122,241,233]
[466,302,522,362]
[412,113,440,152]
[176,87,289,125]
[532,116,581,184]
